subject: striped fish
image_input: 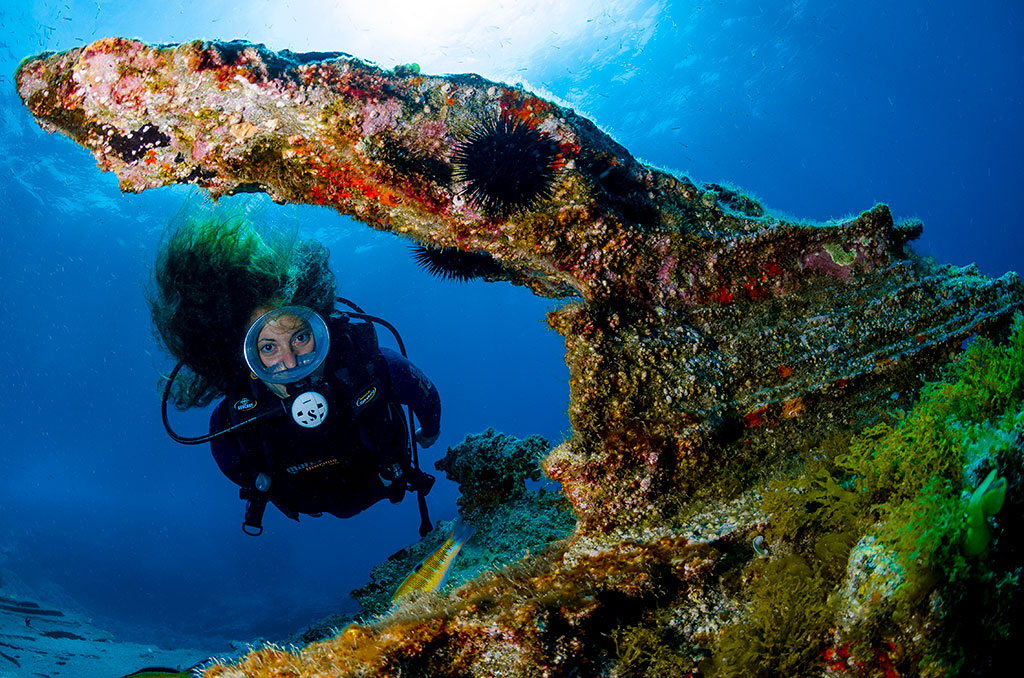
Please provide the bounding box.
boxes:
[392,519,476,604]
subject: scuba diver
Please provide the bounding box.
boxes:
[149,215,439,536]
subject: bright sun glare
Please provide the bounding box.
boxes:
[251,0,655,78]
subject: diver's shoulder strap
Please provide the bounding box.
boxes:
[221,379,276,470]
[221,380,287,536]
[332,304,434,537]
[327,313,393,420]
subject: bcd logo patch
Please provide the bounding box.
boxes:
[233,397,257,411]
[355,386,377,408]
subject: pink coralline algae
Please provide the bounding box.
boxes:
[360,98,403,136]
[16,38,1024,677]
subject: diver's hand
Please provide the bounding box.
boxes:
[415,427,439,448]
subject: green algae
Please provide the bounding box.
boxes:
[964,469,1007,556]
[823,241,857,266]
[610,613,703,678]
[714,555,833,678]
[717,312,1024,677]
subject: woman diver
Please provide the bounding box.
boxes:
[148,214,440,536]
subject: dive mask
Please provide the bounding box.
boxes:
[243,305,331,385]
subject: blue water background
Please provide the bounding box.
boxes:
[0,0,1021,651]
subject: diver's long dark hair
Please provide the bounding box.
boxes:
[148,212,337,409]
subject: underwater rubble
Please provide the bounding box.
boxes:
[16,38,1024,676]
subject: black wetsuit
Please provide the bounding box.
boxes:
[209,313,440,524]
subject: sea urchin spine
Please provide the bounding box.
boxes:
[452,114,562,216]
[409,245,507,282]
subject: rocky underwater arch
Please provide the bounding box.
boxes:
[17,38,1024,677]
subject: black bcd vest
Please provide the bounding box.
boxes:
[216,312,411,530]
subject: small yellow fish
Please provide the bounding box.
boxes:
[392,519,476,604]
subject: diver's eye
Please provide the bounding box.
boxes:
[259,342,278,354]
[293,331,311,345]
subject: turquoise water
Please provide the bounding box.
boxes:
[0,0,1021,650]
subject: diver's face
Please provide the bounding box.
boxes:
[253,311,316,372]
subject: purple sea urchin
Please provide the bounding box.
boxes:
[452,114,561,216]
[410,245,506,282]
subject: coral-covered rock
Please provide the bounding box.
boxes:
[435,427,547,516]
[16,38,1024,677]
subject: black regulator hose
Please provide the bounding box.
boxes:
[160,361,281,445]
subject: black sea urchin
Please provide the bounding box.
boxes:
[410,245,507,282]
[452,114,561,216]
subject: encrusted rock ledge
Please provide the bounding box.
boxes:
[17,38,1024,676]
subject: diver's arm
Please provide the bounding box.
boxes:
[380,347,441,446]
